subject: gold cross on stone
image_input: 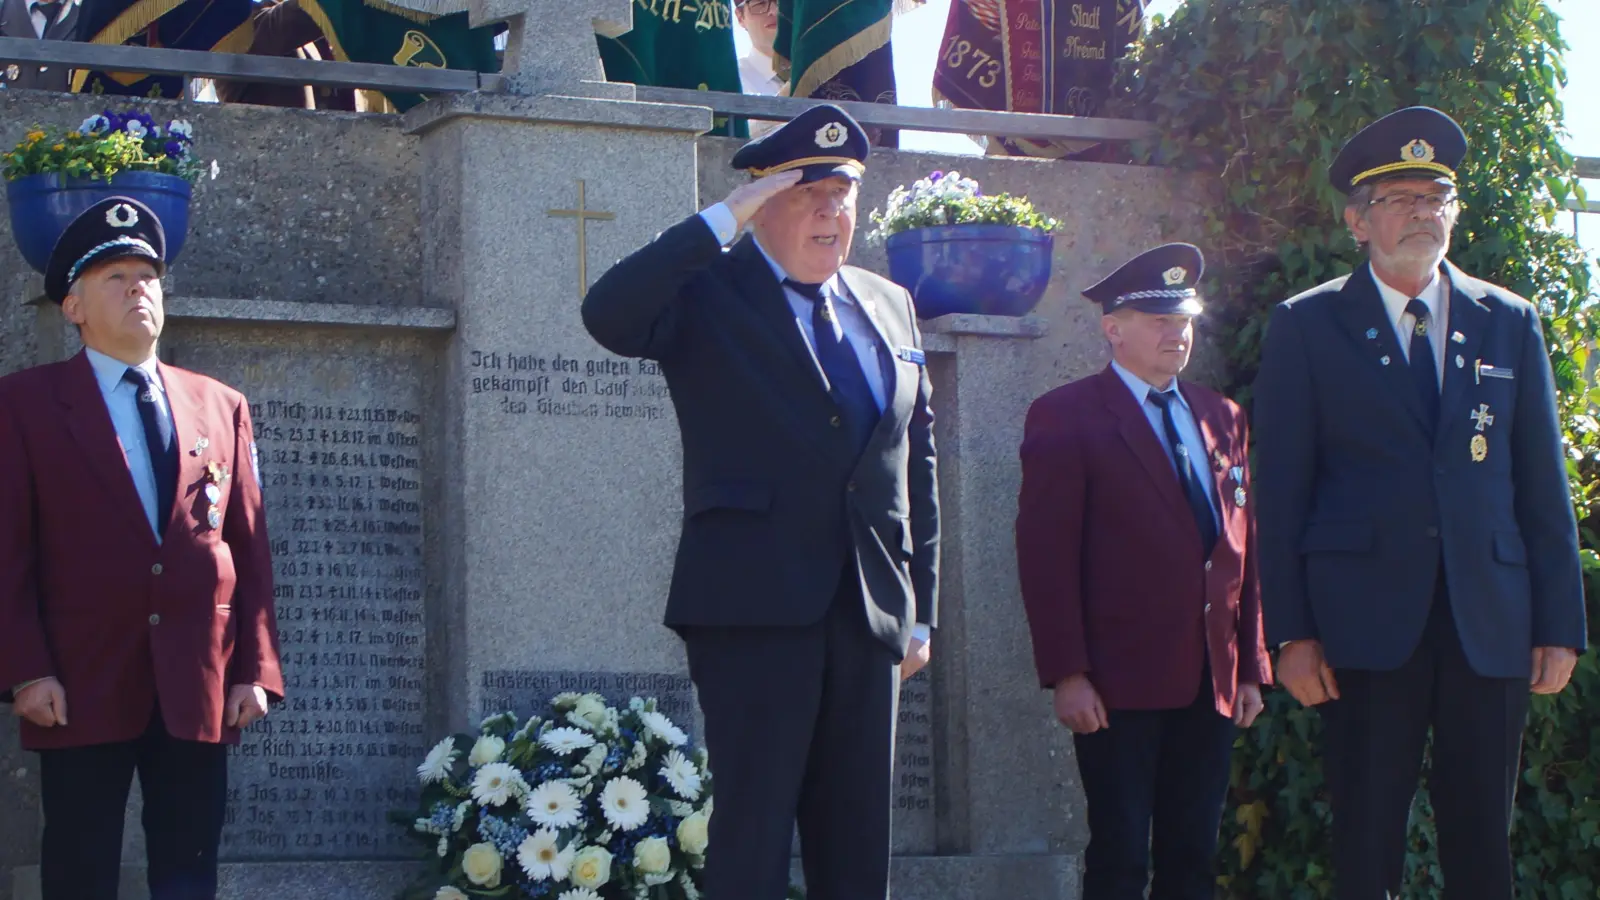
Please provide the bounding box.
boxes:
[548,179,615,298]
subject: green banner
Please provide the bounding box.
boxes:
[298,0,501,112]
[598,0,747,138]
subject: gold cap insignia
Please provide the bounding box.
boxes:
[1163,266,1187,286]
[1401,139,1435,163]
[106,202,138,228]
[815,122,847,149]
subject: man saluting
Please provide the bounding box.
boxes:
[0,196,283,900]
[582,103,940,900]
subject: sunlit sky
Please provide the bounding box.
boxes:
[734,0,1600,255]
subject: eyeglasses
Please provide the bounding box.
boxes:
[1368,191,1458,215]
[737,0,776,14]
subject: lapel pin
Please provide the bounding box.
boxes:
[1471,403,1494,432]
[1471,433,1488,463]
[1365,328,1378,340]
[1451,331,1465,344]
[1380,355,1391,366]
[1455,354,1464,368]
[191,436,209,455]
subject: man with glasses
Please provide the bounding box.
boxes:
[1253,106,1587,898]
[734,0,784,137]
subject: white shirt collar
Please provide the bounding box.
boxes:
[1110,359,1186,409]
[1369,265,1445,330]
[85,346,160,396]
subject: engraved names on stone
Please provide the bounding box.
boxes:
[467,348,669,422]
[220,389,427,861]
[893,670,935,853]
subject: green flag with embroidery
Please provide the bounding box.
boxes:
[597,0,746,138]
[772,0,915,146]
[297,0,501,112]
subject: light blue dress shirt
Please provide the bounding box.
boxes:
[85,347,170,541]
[1111,360,1220,528]
[699,204,929,643]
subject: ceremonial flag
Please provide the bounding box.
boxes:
[293,0,501,112]
[773,0,917,147]
[597,0,747,138]
[73,0,256,98]
[931,0,1142,159]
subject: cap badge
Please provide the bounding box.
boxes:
[1162,266,1187,286]
[1402,139,1435,163]
[815,122,847,149]
[106,202,139,229]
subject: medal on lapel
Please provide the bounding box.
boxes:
[1230,466,1246,507]
[202,461,231,530]
[1469,403,1494,463]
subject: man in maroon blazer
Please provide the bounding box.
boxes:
[0,196,283,900]
[1015,243,1271,900]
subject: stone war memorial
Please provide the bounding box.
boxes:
[0,2,1208,897]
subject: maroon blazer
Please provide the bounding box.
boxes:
[1015,366,1271,718]
[0,351,283,750]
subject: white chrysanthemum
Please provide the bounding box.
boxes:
[453,802,470,832]
[581,743,607,773]
[471,762,526,807]
[436,836,449,858]
[524,781,582,828]
[469,735,506,766]
[639,711,688,746]
[517,829,575,881]
[559,889,603,900]
[667,800,694,818]
[678,872,701,900]
[417,737,456,784]
[659,749,702,801]
[540,726,597,754]
[624,740,648,772]
[599,776,650,831]
[551,691,584,708]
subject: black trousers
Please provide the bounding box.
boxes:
[682,564,899,900]
[38,707,229,900]
[1320,579,1529,900]
[1072,663,1237,900]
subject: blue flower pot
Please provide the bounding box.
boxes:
[5,171,192,275]
[885,224,1054,319]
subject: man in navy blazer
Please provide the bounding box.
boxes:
[1253,106,1587,898]
[581,104,938,900]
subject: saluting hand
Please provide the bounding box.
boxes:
[1278,639,1340,707]
[12,677,67,727]
[1531,647,1578,695]
[226,684,270,730]
[1052,674,1109,734]
[722,170,804,231]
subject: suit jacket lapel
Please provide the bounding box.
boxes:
[730,237,831,396]
[55,351,156,543]
[1099,368,1193,527]
[1437,261,1490,436]
[837,268,902,408]
[1,0,34,37]
[1183,385,1236,548]
[160,363,210,540]
[44,3,77,38]
[1333,263,1431,434]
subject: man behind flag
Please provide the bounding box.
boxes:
[597,0,747,138]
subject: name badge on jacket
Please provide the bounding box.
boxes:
[896,346,926,366]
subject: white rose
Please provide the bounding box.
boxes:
[573,694,609,730]
[434,888,469,900]
[461,842,504,888]
[570,845,614,890]
[677,810,710,856]
[469,735,506,766]
[633,836,672,875]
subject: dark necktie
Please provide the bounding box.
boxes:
[1406,298,1440,435]
[785,278,881,456]
[123,367,177,531]
[1146,389,1219,556]
[30,1,64,26]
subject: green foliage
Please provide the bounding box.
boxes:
[1114,0,1599,896]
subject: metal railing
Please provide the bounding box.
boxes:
[0,37,1154,143]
